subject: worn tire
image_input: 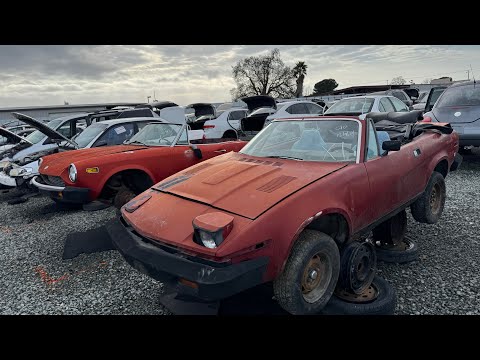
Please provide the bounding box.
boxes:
[273,230,340,315]
[113,189,137,209]
[375,238,418,264]
[410,171,446,224]
[321,276,396,315]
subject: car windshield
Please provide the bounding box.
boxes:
[74,122,109,148]
[240,119,360,162]
[24,118,63,144]
[126,123,184,146]
[325,98,374,115]
[435,85,480,107]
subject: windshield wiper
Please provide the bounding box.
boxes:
[126,140,147,146]
[265,155,304,161]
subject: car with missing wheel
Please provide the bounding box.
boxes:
[33,122,246,209]
[107,113,461,315]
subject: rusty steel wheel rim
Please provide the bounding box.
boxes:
[335,283,379,304]
[301,253,332,303]
[375,238,414,252]
[430,182,443,215]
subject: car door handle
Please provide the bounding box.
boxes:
[215,149,227,153]
[413,148,421,157]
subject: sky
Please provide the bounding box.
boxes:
[0,45,479,108]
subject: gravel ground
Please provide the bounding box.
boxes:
[1,150,479,315]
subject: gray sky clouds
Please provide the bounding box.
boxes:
[0,45,478,107]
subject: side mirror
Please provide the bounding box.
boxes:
[94,139,108,147]
[382,140,401,153]
[191,144,202,159]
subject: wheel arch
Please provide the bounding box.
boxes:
[278,209,352,275]
[433,158,449,178]
[97,166,155,198]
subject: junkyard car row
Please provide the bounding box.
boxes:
[0,86,472,315]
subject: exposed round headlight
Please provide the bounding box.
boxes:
[68,164,77,182]
[199,230,217,249]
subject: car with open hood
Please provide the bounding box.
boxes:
[33,121,246,209]
[0,114,162,189]
[0,126,31,153]
[107,114,461,315]
[0,112,88,182]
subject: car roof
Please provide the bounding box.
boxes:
[273,115,364,123]
[335,95,386,100]
[449,80,477,88]
[51,113,89,121]
[276,100,319,107]
[98,117,166,126]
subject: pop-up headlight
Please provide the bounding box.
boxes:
[193,212,234,249]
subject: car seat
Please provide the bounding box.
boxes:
[292,129,327,150]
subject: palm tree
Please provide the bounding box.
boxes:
[293,61,308,98]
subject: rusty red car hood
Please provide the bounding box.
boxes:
[153,152,349,219]
[40,145,148,175]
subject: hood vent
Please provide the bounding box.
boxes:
[257,175,297,193]
[156,175,191,190]
[238,157,283,167]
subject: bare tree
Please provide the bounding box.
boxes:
[231,48,296,99]
[422,78,432,84]
[293,61,308,98]
[391,76,406,85]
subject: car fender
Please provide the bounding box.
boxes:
[92,164,156,197]
[278,207,353,275]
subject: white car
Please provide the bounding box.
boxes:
[263,100,324,127]
[324,95,409,119]
[0,117,163,189]
[203,107,248,139]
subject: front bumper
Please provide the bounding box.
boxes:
[106,216,269,301]
[32,176,90,204]
[450,153,463,172]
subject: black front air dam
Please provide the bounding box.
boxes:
[106,217,269,301]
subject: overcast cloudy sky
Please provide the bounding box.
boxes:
[0,45,479,107]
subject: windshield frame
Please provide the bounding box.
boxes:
[125,122,188,147]
[239,118,363,164]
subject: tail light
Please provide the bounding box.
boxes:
[422,116,432,122]
[193,212,234,249]
[203,125,215,129]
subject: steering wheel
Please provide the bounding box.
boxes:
[328,143,355,153]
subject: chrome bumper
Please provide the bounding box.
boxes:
[31,176,65,192]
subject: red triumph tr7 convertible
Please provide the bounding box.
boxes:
[33,122,246,208]
[107,114,462,315]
